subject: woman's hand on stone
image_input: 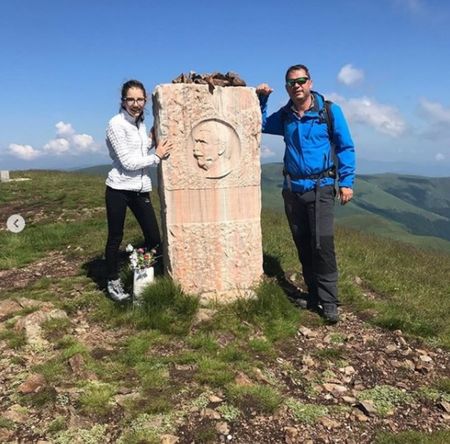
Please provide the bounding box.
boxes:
[155,139,173,159]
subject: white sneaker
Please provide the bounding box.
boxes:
[107,279,130,302]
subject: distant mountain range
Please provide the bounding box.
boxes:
[77,163,450,252]
[261,163,450,252]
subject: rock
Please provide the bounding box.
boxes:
[354,276,363,285]
[216,421,230,434]
[193,308,217,326]
[17,298,47,309]
[352,409,369,422]
[235,371,253,386]
[209,394,223,403]
[114,392,140,408]
[160,435,179,444]
[289,273,298,282]
[201,408,221,420]
[4,404,29,423]
[284,426,299,443]
[402,359,415,371]
[153,83,262,303]
[356,400,377,416]
[339,366,356,376]
[253,367,273,384]
[0,429,13,442]
[320,417,341,429]
[302,354,315,367]
[385,344,397,354]
[414,360,433,373]
[342,396,357,404]
[438,401,450,413]
[298,326,317,338]
[14,308,69,348]
[323,383,347,396]
[0,299,21,320]
[18,373,46,394]
[419,354,433,363]
[69,354,86,375]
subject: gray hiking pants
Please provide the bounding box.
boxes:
[282,185,339,306]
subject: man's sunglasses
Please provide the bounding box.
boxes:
[286,77,310,87]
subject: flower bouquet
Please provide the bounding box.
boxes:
[126,244,158,302]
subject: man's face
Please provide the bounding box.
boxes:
[285,69,313,103]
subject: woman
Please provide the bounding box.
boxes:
[104,79,172,301]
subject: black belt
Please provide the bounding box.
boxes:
[284,167,336,249]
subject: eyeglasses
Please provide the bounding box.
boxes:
[123,97,146,105]
[286,77,310,87]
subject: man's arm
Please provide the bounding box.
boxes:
[255,84,284,136]
[329,103,356,205]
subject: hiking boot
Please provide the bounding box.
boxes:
[107,279,130,302]
[322,303,339,324]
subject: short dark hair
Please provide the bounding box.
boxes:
[285,64,311,81]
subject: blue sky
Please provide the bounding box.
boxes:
[1,0,449,175]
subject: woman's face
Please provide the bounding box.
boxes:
[122,86,146,118]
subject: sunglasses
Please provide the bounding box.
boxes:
[286,77,310,87]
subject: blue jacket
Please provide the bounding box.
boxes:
[259,91,355,193]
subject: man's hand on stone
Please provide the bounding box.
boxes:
[339,187,353,205]
[256,83,273,96]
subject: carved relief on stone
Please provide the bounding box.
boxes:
[189,118,240,179]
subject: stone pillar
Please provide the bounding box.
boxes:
[0,171,10,182]
[153,84,263,303]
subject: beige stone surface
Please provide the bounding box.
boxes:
[153,84,263,303]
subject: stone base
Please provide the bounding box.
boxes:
[198,288,258,306]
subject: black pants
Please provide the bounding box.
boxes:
[105,186,161,280]
[282,185,338,305]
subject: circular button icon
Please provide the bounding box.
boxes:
[7,214,26,233]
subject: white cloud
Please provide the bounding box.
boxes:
[44,138,70,154]
[337,64,364,86]
[55,121,75,137]
[8,121,100,160]
[419,98,450,123]
[327,93,406,137]
[72,133,97,152]
[8,143,42,160]
[260,145,275,159]
[418,98,450,148]
[435,153,445,161]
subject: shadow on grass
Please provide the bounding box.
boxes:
[82,249,165,294]
[263,252,308,303]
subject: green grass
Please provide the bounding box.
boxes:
[358,385,413,416]
[285,398,328,424]
[78,381,116,416]
[227,383,283,414]
[374,430,450,444]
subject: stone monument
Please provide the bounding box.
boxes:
[153,83,263,303]
[1,171,10,183]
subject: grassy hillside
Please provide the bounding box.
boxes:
[262,163,450,253]
[1,170,449,443]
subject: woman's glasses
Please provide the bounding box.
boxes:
[123,97,146,105]
[286,77,310,87]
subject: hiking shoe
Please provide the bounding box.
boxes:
[107,279,130,302]
[322,303,339,324]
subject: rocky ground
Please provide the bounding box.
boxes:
[0,254,449,444]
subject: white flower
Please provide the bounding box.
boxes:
[126,244,134,253]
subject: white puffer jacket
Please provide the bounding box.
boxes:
[105,110,160,192]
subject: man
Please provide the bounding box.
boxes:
[256,64,355,323]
